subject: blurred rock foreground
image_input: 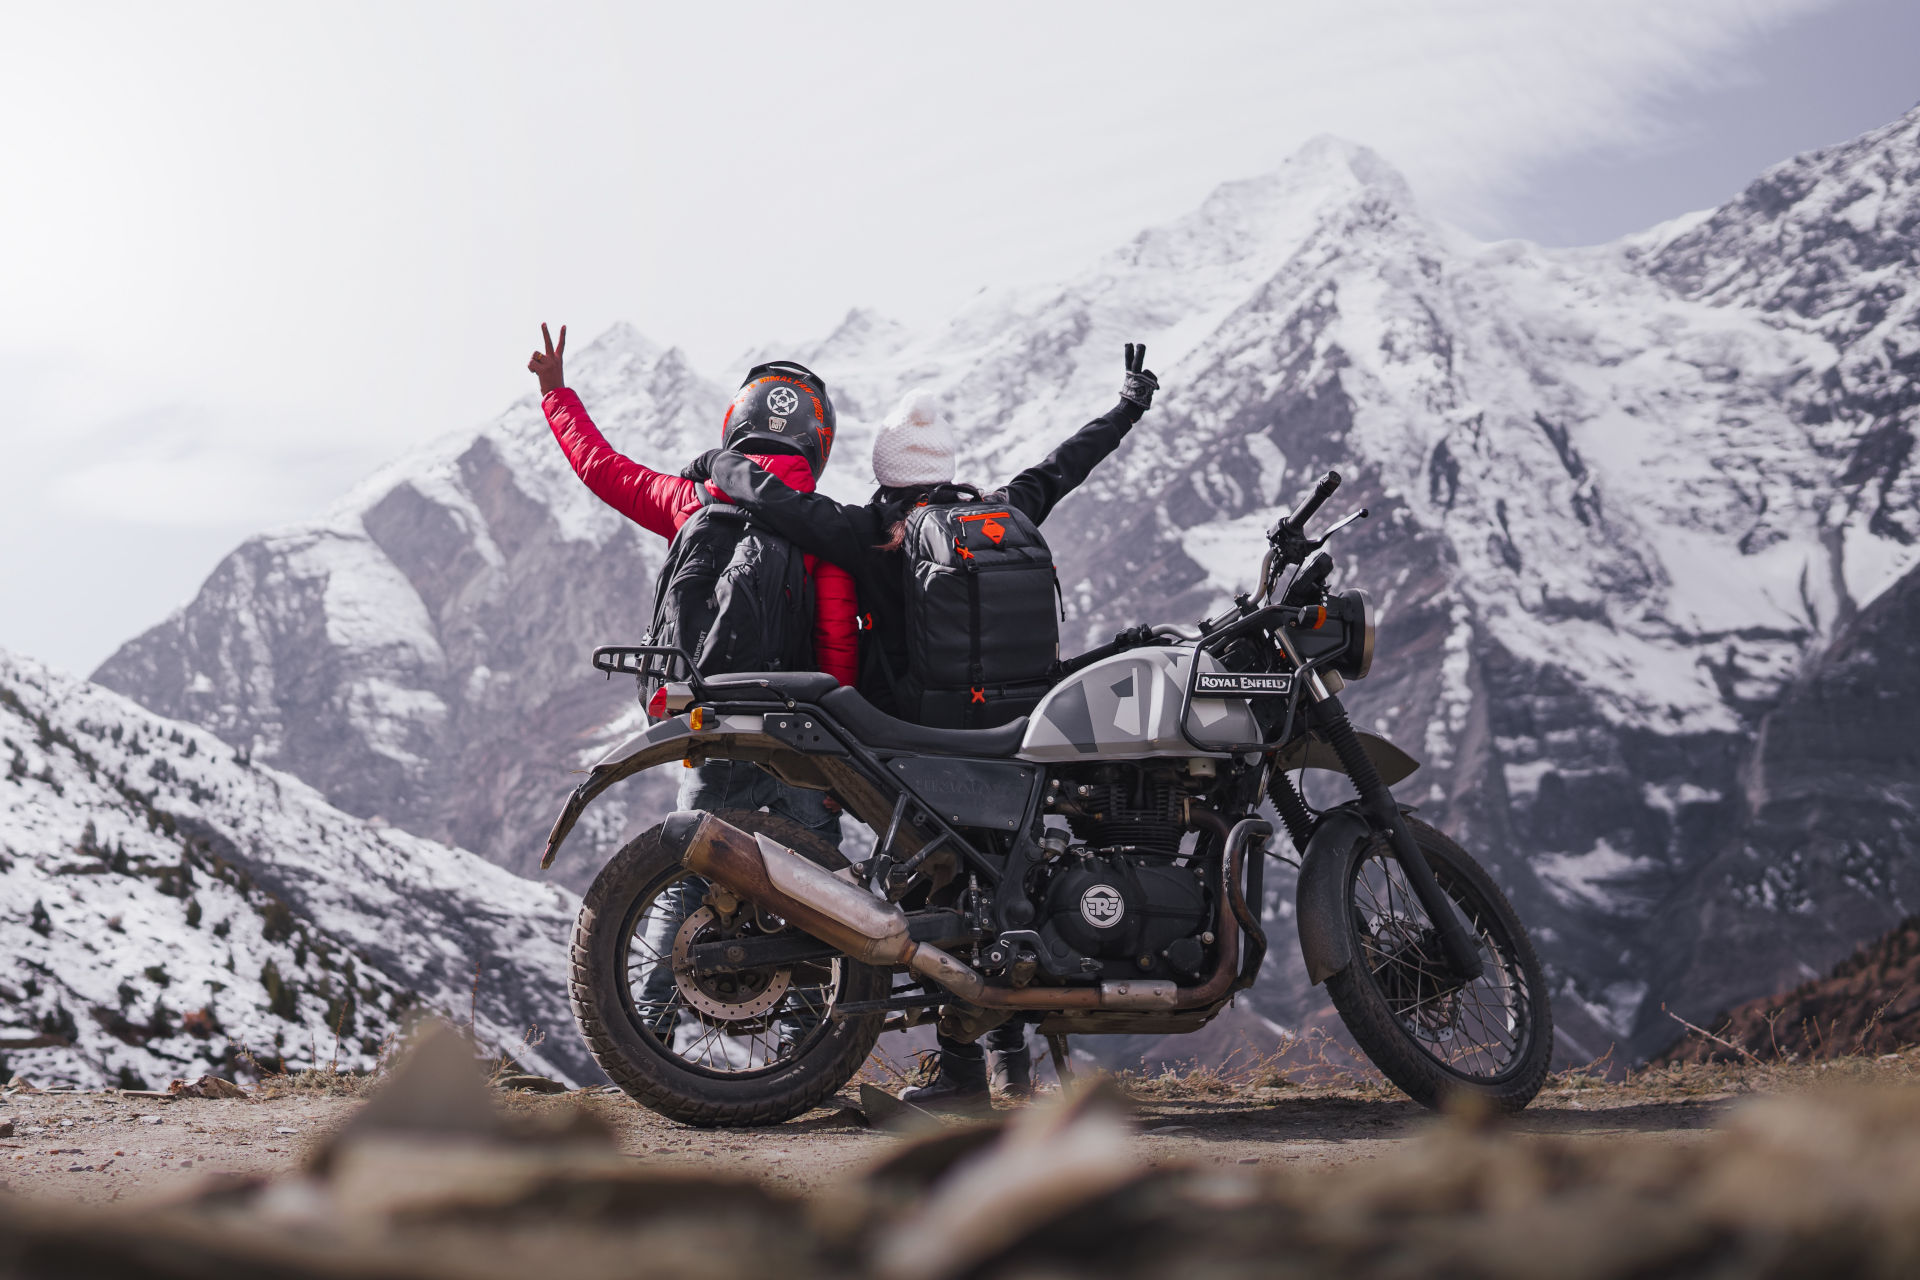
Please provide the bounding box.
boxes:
[4,1027,1920,1278]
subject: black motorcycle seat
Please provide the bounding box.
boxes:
[819,686,1029,757]
[702,671,843,703]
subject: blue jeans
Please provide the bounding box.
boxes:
[638,762,842,1039]
[676,760,842,849]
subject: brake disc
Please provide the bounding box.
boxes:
[671,906,793,1020]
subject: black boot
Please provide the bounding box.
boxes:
[900,1037,990,1114]
[988,1025,1034,1100]
[992,1044,1033,1099]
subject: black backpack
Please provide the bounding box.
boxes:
[642,502,815,706]
[897,489,1061,729]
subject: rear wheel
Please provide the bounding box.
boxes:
[1325,817,1552,1112]
[569,809,887,1126]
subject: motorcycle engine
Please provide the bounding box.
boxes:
[1038,850,1211,979]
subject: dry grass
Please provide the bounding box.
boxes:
[853,1042,930,1092]
[1107,1033,1920,1109]
[1119,1028,1397,1101]
[251,1065,378,1099]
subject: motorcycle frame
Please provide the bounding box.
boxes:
[541,638,1422,1036]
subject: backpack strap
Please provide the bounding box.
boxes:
[858,611,906,706]
[963,537,984,728]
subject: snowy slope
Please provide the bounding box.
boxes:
[0,649,584,1088]
[96,106,1920,1063]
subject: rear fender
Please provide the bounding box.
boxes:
[1294,804,1372,985]
[540,714,709,870]
[538,712,898,870]
[540,713,795,870]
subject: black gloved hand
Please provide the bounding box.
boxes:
[1120,343,1159,411]
[681,448,723,482]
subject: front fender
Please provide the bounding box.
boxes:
[1294,804,1372,985]
[1272,729,1420,786]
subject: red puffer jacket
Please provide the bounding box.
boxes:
[542,388,858,686]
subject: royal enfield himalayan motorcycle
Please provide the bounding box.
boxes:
[540,470,1553,1126]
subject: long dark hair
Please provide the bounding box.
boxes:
[872,486,931,551]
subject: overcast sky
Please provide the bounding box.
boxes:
[3,0,1916,674]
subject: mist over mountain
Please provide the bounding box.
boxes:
[95,106,1920,1064]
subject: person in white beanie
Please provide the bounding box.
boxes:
[871,387,958,490]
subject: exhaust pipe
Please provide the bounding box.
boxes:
[659,810,1265,1014]
[660,810,915,967]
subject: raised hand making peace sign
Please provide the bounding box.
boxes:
[529,323,567,396]
[1120,342,1159,410]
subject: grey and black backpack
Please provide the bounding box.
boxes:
[897,488,1061,729]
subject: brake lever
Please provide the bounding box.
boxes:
[1308,506,1369,548]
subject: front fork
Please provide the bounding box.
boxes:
[1279,664,1485,983]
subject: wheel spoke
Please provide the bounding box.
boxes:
[613,861,861,1080]
[1348,846,1537,1083]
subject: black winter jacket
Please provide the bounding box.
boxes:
[705,398,1143,716]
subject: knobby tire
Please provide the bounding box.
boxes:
[569,809,886,1127]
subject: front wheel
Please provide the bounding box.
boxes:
[1324,817,1553,1112]
[569,809,887,1126]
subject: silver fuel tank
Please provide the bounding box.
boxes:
[1016,647,1260,762]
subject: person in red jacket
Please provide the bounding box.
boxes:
[528,323,856,852]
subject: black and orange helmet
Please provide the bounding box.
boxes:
[721,360,836,476]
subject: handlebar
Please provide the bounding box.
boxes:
[1275,470,1340,539]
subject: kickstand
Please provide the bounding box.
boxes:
[1045,1033,1075,1087]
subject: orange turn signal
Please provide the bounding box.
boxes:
[1309,606,1327,630]
[688,707,710,731]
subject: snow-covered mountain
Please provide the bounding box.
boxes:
[1,648,584,1088]
[95,106,1920,1063]
[93,329,727,886]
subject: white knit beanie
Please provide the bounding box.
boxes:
[871,388,956,488]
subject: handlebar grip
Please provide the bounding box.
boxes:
[1288,470,1341,529]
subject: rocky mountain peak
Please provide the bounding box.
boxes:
[1645,101,1920,317]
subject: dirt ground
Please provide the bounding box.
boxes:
[4,1046,1919,1279]
[2,1068,1738,1206]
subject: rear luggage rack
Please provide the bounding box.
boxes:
[591,644,710,697]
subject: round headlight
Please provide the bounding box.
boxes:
[1337,588,1375,680]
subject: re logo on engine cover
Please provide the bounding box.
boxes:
[1080,884,1125,929]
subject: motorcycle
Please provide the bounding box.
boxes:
[541,470,1553,1126]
